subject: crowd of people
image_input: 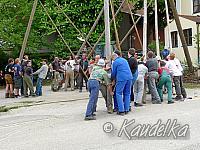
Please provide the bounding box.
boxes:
[2,48,187,121]
[3,55,48,98]
[84,49,187,120]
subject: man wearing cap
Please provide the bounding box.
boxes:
[89,55,113,114]
[111,50,133,115]
[85,59,112,120]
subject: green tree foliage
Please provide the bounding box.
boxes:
[0,0,119,59]
[0,0,168,61]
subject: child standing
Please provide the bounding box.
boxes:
[23,61,35,97]
[157,61,174,104]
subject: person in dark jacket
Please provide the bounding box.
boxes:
[78,53,89,92]
[128,48,138,104]
[23,61,35,97]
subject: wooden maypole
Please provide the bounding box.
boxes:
[155,0,160,57]
[143,0,147,60]
[104,0,111,59]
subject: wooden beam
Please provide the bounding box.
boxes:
[168,0,193,72]
[19,0,38,60]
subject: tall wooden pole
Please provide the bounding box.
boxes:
[164,0,172,51]
[77,7,104,56]
[169,0,193,72]
[19,0,38,60]
[143,0,147,61]
[110,0,121,51]
[127,2,143,49]
[155,0,160,57]
[104,0,111,59]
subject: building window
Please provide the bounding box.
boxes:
[193,0,200,13]
[171,31,178,48]
[183,28,192,46]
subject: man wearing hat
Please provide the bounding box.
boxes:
[85,59,112,120]
[111,50,133,115]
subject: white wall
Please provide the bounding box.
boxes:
[165,17,199,66]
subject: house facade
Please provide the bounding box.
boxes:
[165,0,200,66]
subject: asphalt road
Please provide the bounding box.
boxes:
[0,87,200,150]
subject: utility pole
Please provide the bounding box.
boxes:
[164,0,172,51]
[104,0,111,59]
[19,0,38,60]
[155,0,160,57]
[169,0,193,72]
[143,0,147,61]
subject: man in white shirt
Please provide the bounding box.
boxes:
[134,61,148,107]
[64,56,75,91]
[165,53,187,100]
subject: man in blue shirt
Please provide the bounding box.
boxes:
[111,51,133,115]
[13,58,22,98]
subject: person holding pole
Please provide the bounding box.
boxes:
[85,59,112,120]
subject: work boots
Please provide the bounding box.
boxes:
[107,106,113,114]
[5,93,9,98]
[10,93,15,98]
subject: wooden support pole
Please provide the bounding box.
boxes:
[127,2,143,49]
[87,0,126,58]
[168,0,193,72]
[77,7,104,56]
[53,0,93,49]
[19,0,38,60]
[94,0,126,48]
[40,1,74,57]
[110,0,121,51]
[40,1,90,79]
[120,16,141,46]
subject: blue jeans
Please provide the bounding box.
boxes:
[85,80,100,117]
[131,70,138,101]
[115,80,132,112]
[113,89,118,110]
[35,78,43,96]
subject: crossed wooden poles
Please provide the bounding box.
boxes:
[20,0,145,62]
